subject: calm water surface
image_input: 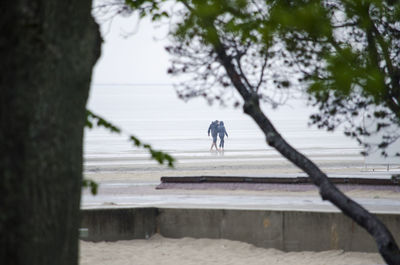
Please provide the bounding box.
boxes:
[84,85,361,162]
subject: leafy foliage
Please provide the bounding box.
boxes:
[83,110,175,195]
[86,109,121,133]
[86,110,175,167]
[93,0,168,22]
[265,0,400,155]
[82,178,99,195]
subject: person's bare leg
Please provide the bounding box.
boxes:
[210,141,217,151]
[211,136,218,151]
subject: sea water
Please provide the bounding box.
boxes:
[84,85,363,167]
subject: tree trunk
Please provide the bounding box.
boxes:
[0,1,101,265]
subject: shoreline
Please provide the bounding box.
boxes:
[83,160,376,183]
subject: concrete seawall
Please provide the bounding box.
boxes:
[81,208,400,253]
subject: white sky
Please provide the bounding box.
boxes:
[92,15,172,85]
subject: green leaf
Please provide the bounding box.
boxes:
[82,179,98,195]
[86,109,175,168]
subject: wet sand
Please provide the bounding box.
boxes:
[84,154,371,182]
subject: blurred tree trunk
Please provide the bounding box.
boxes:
[0,1,101,265]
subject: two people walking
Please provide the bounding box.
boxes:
[208,120,228,151]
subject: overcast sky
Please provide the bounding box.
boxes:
[92,15,172,85]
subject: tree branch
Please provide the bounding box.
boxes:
[256,54,268,92]
[211,33,400,265]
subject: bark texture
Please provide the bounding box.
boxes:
[0,1,101,265]
[212,43,400,264]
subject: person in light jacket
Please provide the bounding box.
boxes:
[217,121,228,150]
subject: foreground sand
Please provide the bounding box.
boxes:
[80,235,384,265]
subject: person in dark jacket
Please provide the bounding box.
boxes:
[218,121,228,150]
[208,120,219,151]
